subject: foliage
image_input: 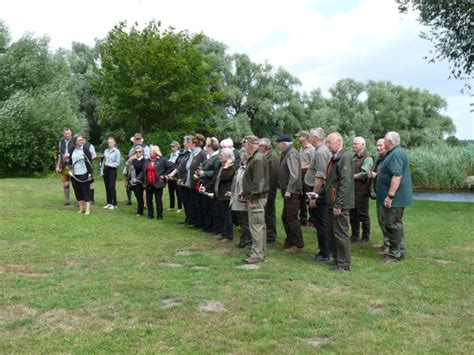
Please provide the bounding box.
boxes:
[397,0,473,82]
[408,143,474,189]
[94,21,222,137]
[0,89,85,172]
[0,178,473,352]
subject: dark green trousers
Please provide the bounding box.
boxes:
[328,209,351,268]
[381,207,406,259]
[376,205,389,247]
[265,194,277,242]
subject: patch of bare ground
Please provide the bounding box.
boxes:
[161,299,182,309]
[1,264,52,278]
[306,337,332,347]
[198,300,226,313]
[235,264,261,270]
[159,262,184,268]
[435,259,454,265]
[368,302,385,314]
[190,266,209,270]
[0,305,37,326]
[175,250,195,256]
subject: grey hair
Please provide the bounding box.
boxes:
[385,131,401,146]
[220,138,234,148]
[239,149,249,161]
[220,148,235,161]
[184,135,194,142]
[353,136,366,146]
[310,127,325,140]
[258,138,272,149]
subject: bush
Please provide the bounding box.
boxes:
[0,89,85,174]
[408,144,474,190]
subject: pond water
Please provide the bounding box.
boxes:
[413,191,474,203]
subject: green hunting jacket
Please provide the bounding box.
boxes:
[242,150,269,201]
[324,148,355,209]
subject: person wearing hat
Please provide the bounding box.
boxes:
[166,141,183,212]
[276,134,305,253]
[123,133,150,205]
[296,130,315,227]
[241,135,270,264]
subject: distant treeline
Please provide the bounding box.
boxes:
[0,19,470,189]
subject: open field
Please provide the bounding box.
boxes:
[1,178,473,353]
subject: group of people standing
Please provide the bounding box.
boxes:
[56,127,413,269]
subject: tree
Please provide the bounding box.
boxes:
[94,21,222,140]
[366,80,455,146]
[397,0,473,81]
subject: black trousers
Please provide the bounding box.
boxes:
[146,186,164,219]
[182,187,193,224]
[168,180,182,209]
[195,192,206,228]
[132,183,144,215]
[350,194,370,241]
[216,199,233,239]
[71,175,91,202]
[309,201,330,258]
[282,194,304,248]
[265,193,277,242]
[103,166,118,206]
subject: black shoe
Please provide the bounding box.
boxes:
[64,201,70,206]
[313,255,329,263]
[126,201,132,206]
[157,217,163,220]
[148,215,154,219]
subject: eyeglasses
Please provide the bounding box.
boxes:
[136,150,143,153]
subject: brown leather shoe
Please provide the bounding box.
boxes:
[377,245,389,255]
[285,246,303,253]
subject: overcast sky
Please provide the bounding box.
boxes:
[2,0,473,139]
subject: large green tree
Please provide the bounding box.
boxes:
[94,21,222,141]
[397,0,472,81]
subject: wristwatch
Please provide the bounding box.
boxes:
[387,194,394,199]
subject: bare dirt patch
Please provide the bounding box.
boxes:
[198,300,227,313]
[306,337,332,347]
[159,262,184,268]
[235,264,261,270]
[161,299,182,309]
[0,305,37,326]
[435,259,454,265]
[190,266,209,271]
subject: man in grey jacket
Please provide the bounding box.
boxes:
[276,134,304,252]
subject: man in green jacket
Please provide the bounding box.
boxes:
[276,134,304,253]
[242,135,270,264]
[325,132,355,272]
[376,131,412,263]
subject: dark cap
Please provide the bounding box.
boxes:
[275,134,292,143]
[133,133,143,140]
[170,140,179,147]
[241,135,259,144]
[295,130,310,138]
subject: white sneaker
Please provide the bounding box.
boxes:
[103,204,112,209]
[108,205,117,209]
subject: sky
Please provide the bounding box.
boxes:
[2,0,473,139]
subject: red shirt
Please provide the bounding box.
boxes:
[146,159,157,185]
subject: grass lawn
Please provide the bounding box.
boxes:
[0,178,473,353]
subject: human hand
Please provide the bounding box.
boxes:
[384,196,392,208]
[332,208,341,217]
[284,191,291,199]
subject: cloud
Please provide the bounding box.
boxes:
[1,0,472,138]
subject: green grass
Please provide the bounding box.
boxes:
[1,178,473,353]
